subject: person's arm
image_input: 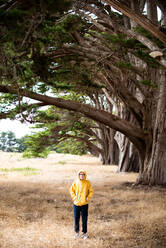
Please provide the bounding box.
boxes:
[87,181,93,201]
[69,182,76,201]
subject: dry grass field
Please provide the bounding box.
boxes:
[0,151,166,248]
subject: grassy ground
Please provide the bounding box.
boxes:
[0,151,166,248]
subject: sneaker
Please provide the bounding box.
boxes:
[81,233,87,240]
[74,232,79,239]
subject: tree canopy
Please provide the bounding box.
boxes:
[1,0,166,184]
[0,131,26,152]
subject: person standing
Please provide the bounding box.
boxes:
[70,169,93,239]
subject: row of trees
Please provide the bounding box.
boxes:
[0,131,26,152]
[1,0,166,184]
[0,130,88,156]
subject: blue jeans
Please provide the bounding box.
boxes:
[73,204,88,233]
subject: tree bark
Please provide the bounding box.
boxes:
[147,0,158,25]
[123,15,131,29]
[139,0,146,12]
[156,0,166,26]
[138,71,166,184]
[114,102,140,173]
[115,132,139,172]
[130,0,139,28]
[102,0,166,45]
[97,125,119,165]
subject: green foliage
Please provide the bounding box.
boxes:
[22,102,95,158]
[23,131,51,158]
[54,140,88,155]
[55,15,83,44]
[0,0,73,86]
[55,15,82,33]
[136,50,160,68]
[16,137,27,152]
[116,62,133,70]
[0,0,163,167]
[23,147,49,158]
[133,27,153,38]
[42,0,72,14]
[101,32,126,43]
[101,32,145,50]
[34,109,60,122]
[140,80,158,88]
[84,33,91,38]
[56,92,87,103]
[0,131,26,152]
[52,82,74,90]
[23,132,88,157]
[133,26,165,49]
[18,61,34,80]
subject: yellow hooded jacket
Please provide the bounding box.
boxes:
[70,170,93,206]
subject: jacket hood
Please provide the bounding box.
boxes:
[77,169,87,180]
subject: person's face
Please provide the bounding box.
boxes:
[79,172,85,180]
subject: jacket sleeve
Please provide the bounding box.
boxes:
[87,181,93,201]
[69,182,76,201]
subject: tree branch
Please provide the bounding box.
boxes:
[57,134,102,155]
[0,84,146,152]
[102,0,166,45]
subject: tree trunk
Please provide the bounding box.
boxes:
[113,92,141,172]
[96,125,119,165]
[123,15,131,29]
[138,71,166,184]
[108,129,119,165]
[156,0,166,26]
[130,0,139,28]
[147,0,158,25]
[115,132,139,172]
[139,0,146,12]
[103,0,166,45]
